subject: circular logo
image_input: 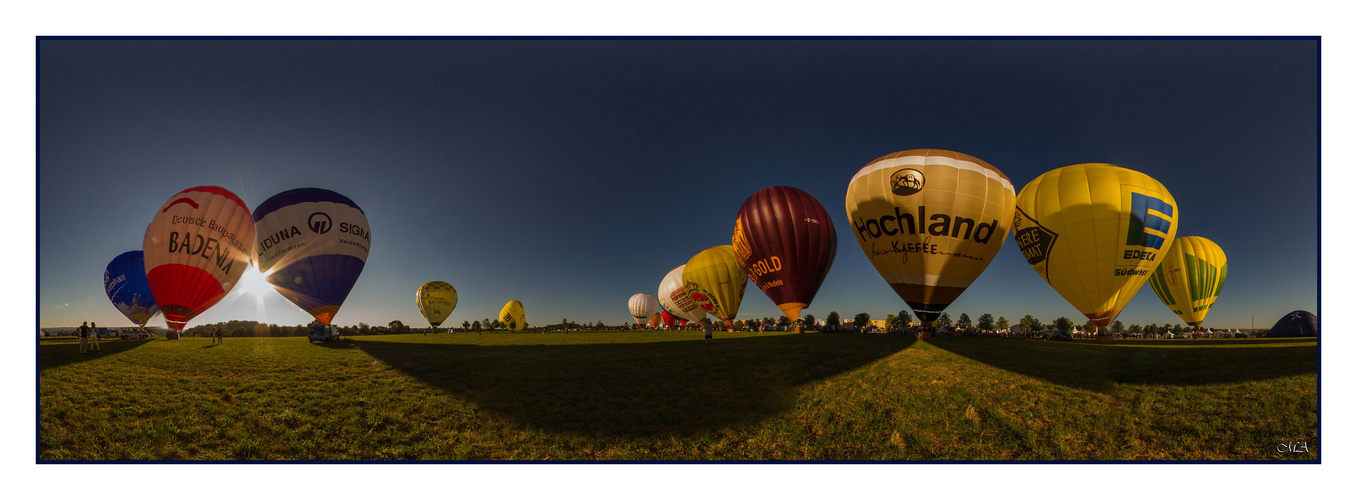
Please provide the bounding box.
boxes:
[307,212,333,234]
[890,168,925,196]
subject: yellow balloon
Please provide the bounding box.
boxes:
[416,281,458,328]
[499,300,526,331]
[1147,236,1227,328]
[682,245,748,325]
[1013,163,1178,328]
[845,149,1016,322]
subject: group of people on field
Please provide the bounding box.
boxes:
[77,321,100,354]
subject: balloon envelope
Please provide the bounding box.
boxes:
[104,251,161,326]
[254,188,371,325]
[648,313,662,328]
[500,300,526,331]
[1267,310,1317,338]
[417,281,459,328]
[1013,163,1178,327]
[143,186,255,331]
[733,186,837,321]
[660,310,677,327]
[1147,236,1227,328]
[845,149,1015,322]
[682,245,748,325]
[659,265,707,323]
[628,292,659,324]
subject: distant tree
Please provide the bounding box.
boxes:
[1112,320,1124,333]
[358,322,370,335]
[1020,315,1040,332]
[491,319,502,330]
[562,318,568,331]
[471,320,480,332]
[777,316,790,330]
[1083,320,1098,333]
[977,313,995,331]
[853,312,871,328]
[483,319,492,331]
[596,320,606,329]
[885,314,897,329]
[825,311,841,328]
[803,314,816,328]
[938,313,952,328]
[1129,324,1142,334]
[1172,324,1185,334]
[996,316,1009,331]
[957,313,972,330]
[897,310,912,326]
[1147,323,1159,335]
[461,321,470,330]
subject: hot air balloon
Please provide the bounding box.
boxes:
[733,186,837,332]
[417,281,459,328]
[659,265,706,324]
[683,245,747,330]
[144,186,256,335]
[628,292,659,327]
[660,310,677,328]
[648,313,662,329]
[1013,163,1178,339]
[500,300,526,331]
[1147,236,1227,329]
[104,251,160,327]
[253,188,370,326]
[845,149,1015,330]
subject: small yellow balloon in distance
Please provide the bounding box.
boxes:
[499,300,526,331]
[416,281,458,328]
[1147,236,1227,328]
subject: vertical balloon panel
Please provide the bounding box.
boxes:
[143,186,256,331]
[254,188,371,326]
[1013,164,1177,327]
[104,250,161,326]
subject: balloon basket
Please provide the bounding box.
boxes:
[920,331,933,340]
[1095,334,1115,343]
[794,326,803,334]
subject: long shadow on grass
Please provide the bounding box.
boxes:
[927,337,1317,392]
[38,338,153,371]
[357,333,915,437]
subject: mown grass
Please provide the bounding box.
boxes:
[38,332,1317,461]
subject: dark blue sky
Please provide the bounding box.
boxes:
[38,38,1318,329]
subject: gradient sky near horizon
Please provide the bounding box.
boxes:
[37,38,1318,330]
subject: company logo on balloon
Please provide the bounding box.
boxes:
[853,206,999,244]
[890,169,925,196]
[308,212,333,234]
[1126,193,1174,250]
[162,197,200,212]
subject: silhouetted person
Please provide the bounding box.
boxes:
[78,321,89,354]
[702,319,713,345]
[89,322,101,352]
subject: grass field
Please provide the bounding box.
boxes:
[37,331,1318,461]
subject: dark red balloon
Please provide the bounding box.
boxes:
[732,186,837,324]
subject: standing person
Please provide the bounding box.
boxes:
[78,321,89,354]
[702,319,714,345]
[89,321,101,352]
[213,327,222,345]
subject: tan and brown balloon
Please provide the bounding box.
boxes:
[845,149,1015,323]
